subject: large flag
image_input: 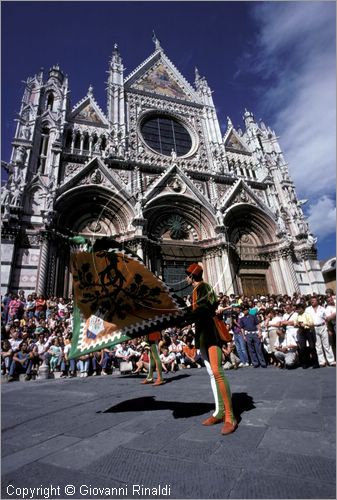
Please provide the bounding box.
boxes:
[69,237,184,359]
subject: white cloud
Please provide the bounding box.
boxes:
[248,2,336,201]
[306,196,336,239]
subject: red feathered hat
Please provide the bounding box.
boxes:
[186,263,203,278]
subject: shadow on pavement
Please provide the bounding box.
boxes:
[100,391,255,421]
[101,396,214,418]
[232,392,256,423]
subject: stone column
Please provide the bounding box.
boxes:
[36,234,49,295]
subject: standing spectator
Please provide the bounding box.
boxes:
[61,336,76,377]
[1,292,13,323]
[230,305,249,366]
[264,309,283,366]
[8,295,24,321]
[34,295,47,319]
[325,295,336,360]
[25,295,36,319]
[306,296,336,367]
[57,297,68,319]
[295,303,319,369]
[46,296,58,319]
[8,341,33,381]
[239,304,267,368]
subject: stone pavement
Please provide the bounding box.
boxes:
[1,366,336,499]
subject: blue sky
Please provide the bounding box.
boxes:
[2,1,336,260]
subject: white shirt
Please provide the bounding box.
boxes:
[305,305,326,326]
[325,305,336,325]
[274,330,298,352]
[282,311,298,336]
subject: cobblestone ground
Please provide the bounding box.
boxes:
[1,366,336,499]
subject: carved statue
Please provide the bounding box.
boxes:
[307,233,317,246]
[215,204,224,226]
[20,124,31,140]
[11,185,23,206]
[93,137,102,152]
[15,146,27,165]
[1,185,11,206]
[134,193,144,218]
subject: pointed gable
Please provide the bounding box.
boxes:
[142,164,213,212]
[133,62,188,100]
[58,157,131,197]
[76,103,103,124]
[224,129,251,156]
[125,49,197,102]
[70,95,108,126]
[220,179,274,219]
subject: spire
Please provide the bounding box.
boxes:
[227,116,233,128]
[194,67,200,86]
[111,43,122,66]
[152,30,162,51]
[87,84,93,97]
[243,108,256,128]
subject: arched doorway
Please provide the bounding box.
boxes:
[144,194,218,296]
[224,204,278,296]
[52,185,133,296]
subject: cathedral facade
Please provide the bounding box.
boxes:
[1,39,325,297]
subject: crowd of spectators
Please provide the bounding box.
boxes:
[1,288,336,382]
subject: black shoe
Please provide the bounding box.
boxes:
[302,365,309,369]
[312,365,320,369]
[253,365,259,368]
[25,374,32,381]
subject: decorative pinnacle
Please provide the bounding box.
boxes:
[87,84,93,96]
[152,30,161,50]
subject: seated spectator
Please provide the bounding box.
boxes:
[91,347,115,376]
[132,343,150,374]
[181,338,203,368]
[76,354,90,377]
[48,337,63,372]
[8,328,21,352]
[1,339,13,375]
[115,341,139,369]
[8,341,33,381]
[160,348,176,373]
[221,341,241,370]
[274,328,298,369]
[168,333,184,366]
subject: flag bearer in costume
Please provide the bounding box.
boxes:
[141,331,165,386]
[185,263,237,435]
